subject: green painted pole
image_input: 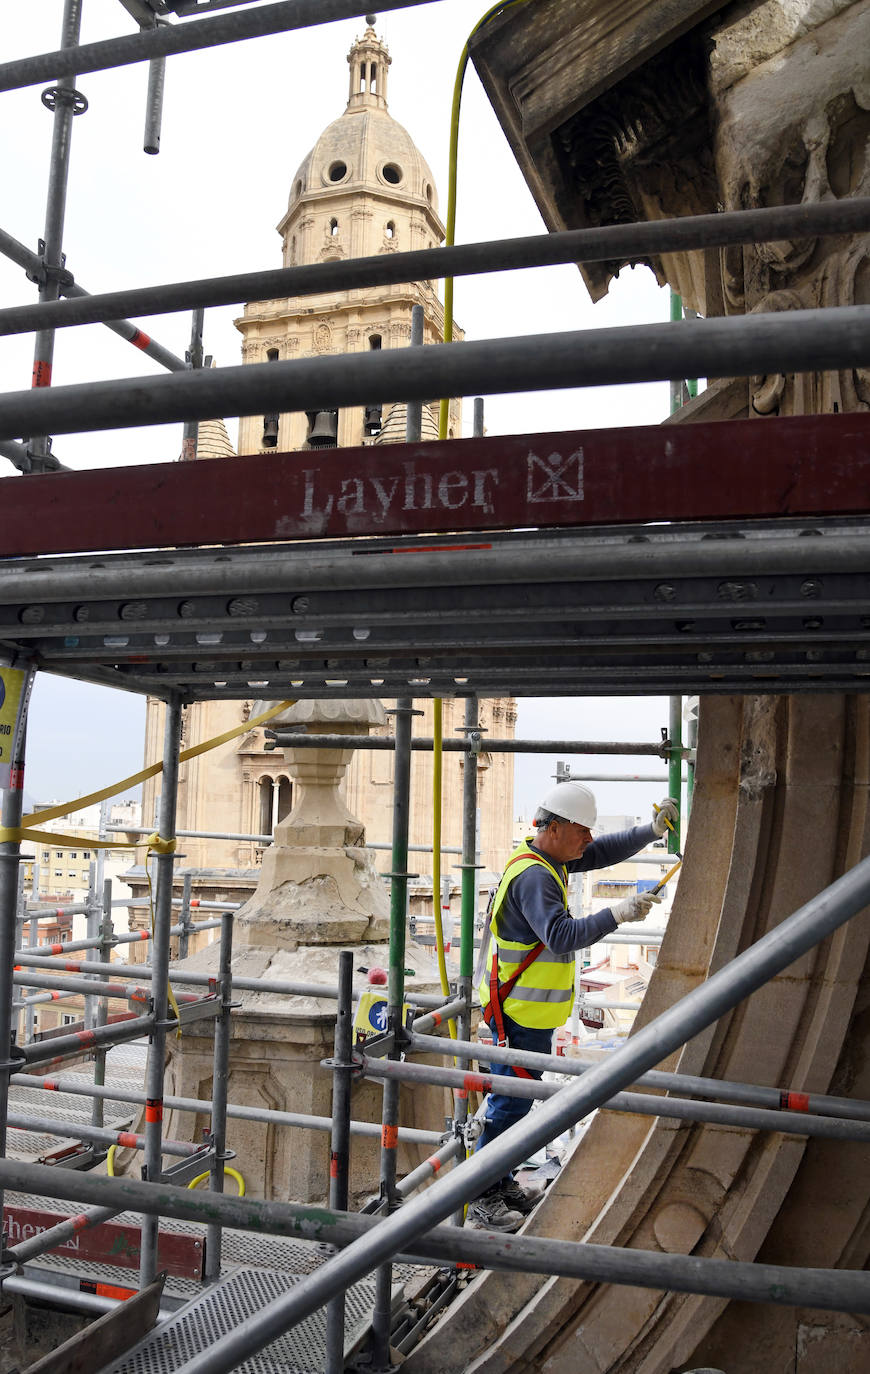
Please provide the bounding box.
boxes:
[669,289,683,413]
[668,696,683,855]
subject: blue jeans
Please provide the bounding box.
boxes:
[474,1012,554,1191]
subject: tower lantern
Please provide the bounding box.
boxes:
[347,22,391,110]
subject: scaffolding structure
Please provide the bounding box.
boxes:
[1,3,870,1372]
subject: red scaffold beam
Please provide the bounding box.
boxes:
[3,414,870,557]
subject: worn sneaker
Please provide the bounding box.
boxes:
[500,1178,544,1215]
[467,1189,524,1232]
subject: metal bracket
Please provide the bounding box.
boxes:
[159,996,221,1030]
[160,1148,214,1187]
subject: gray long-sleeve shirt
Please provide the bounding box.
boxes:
[495,824,656,954]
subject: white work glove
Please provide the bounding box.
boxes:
[611,891,662,925]
[651,797,679,838]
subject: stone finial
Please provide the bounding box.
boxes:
[235,698,389,949]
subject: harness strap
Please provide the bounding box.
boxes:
[483,940,545,1047]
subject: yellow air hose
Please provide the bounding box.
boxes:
[437,0,534,443]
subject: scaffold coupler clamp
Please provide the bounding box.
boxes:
[1,1035,26,1074]
[459,1114,483,1151]
[457,722,487,756]
[321,1047,365,1080]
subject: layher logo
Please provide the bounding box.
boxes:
[526,448,585,503]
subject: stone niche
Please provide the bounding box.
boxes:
[124,699,451,1205]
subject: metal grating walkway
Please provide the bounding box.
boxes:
[98,1265,387,1374]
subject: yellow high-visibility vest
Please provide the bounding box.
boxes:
[477,840,575,1030]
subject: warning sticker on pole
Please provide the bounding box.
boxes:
[0,665,33,790]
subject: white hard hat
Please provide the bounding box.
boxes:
[538,781,597,827]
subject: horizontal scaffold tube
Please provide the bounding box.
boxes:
[395,1137,464,1199]
[18,1014,156,1066]
[0,1158,866,1317]
[6,1202,121,1265]
[105,824,463,855]
[0,0,438,93]
[11,970,204,1003]
[361,1057,870,1144]
[10,953,448,1007]
[2,307,870,440]
[265,733,681,758]
[7,1113,201,1157]
[0,199,867,335]
[411,998,468,1034]
[4,523,869,606]
[1,1273,117,1316]
[10,1072,444,1146]
[407,1032,870,1124]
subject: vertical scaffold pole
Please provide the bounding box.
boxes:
[0,714,27,1226]
[405,304,424,442]
[178,871,194,961]
[668,696,683,856]
[686,698,698,821]
[452,693,480,1224]
[91,878,112,1129]
[204,906,235,1281]
[179,308,204,462]
[326,948,355,1372]
[29,0,84,471]
[371,696,414,1368]
[143,53,165,156]
[139,696,183,1287]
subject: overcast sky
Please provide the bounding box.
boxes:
[2,1,681,823]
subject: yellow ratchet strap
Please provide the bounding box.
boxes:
[0,699,295,847]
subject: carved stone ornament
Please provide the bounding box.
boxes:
[314,322,333,352]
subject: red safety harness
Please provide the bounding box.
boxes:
[481,850,565,1075]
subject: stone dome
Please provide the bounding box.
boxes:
[288,109,439,216]
[283,26,441,225]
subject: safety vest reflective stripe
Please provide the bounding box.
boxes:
[478,841,576,1030]
[504,985,573,1005]
[497,947,573,967]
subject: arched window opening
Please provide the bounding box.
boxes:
[370,62,377,94]
[329,217,339,237]
[368,334,382,350]
[276,777,293,825]
[258,777,274,837]
[385,221,395,239]
[359,64,366,93]
[266,348,279,363]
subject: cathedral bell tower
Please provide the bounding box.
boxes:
[235,23,460,453]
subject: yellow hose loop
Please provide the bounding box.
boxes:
[106,1144,117,1176]
[188,1167,245,1197]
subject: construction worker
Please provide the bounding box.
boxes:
[468,780,678,1232]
